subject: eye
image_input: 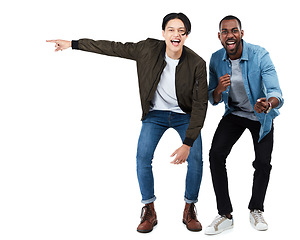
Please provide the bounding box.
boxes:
[232,29,239,34]
[221,30,228,35]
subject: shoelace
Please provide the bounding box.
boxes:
[209,215,227,227]
[140,205,152,223]
[251,210,266,224]
[187,203,198,221]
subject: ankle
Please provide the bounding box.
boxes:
[145,202,155,211]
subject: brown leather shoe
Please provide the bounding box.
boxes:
[137,202,157,233]
[183,203,202,231]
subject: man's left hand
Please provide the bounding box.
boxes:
[254,98,269,113]
[170,144,191,165]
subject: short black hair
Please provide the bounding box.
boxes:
[162,12,191,36]
[219,15,242,30]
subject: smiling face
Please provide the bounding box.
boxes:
[218,19,244,60]
[162,18,188,59]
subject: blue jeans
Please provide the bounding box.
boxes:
[136,110,203,204]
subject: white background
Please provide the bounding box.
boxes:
[0,0,298,239]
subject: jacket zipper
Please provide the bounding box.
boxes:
[146,61,166,102]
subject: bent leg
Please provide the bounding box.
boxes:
[184,133,203,203]
[209,114,245,215]
[248,122,274,211]
[173,114,203,203]
[136,112,168,204]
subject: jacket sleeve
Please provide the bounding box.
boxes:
[208,55,221,105]
[72,39,145,61]
[260,50,284,109]
[183,60,208,147]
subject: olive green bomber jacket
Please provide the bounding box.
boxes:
[72,38,208,146]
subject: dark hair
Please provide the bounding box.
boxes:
[219,15,242,30]
[162,12,191,36]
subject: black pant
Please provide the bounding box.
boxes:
[209,114,274,215]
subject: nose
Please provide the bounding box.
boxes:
[174,30,180,36]
[226,31,234,38]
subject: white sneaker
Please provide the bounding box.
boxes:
[205,215,234,235]
[250,210,268,231]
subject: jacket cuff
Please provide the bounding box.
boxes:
[266,92,284,109]
[183,138,194,147]
[71,40,79,49]
[209,89,222,105]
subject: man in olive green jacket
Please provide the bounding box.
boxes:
[47,12,207,233]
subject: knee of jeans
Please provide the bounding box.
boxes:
[253,160,272,174]
[187,156,203,173]
[136,152,153,169]
[209,151,227,172]
[209,146,230,162]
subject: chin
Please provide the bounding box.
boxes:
[226,48,238,56]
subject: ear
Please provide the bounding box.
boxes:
[162,30,166,39]
[241,30,244,38]
[218,32,221,40]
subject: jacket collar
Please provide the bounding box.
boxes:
[222,40,249,61]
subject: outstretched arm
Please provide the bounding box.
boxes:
[46,39,71,52]
[47,38,143,61]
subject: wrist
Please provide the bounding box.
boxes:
[215,86,224,95]
[183,144,191,149]
[265,102,272,114]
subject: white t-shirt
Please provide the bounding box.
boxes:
[150,53,185,114]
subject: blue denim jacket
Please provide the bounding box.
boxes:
[208,40,283,141]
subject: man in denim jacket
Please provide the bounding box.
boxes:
[205,15,283,235]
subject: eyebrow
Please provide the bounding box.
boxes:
[167,26,186,30]
[221,27,239,31]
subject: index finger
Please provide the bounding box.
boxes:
[46,40,58,43]
[221,74,230,80]
[257,98,267,103]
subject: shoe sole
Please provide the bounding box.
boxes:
[205,225,233,235]
[137,221,158,233]
[182,220,202,232]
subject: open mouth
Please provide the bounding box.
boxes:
[226,40,236,51]
[171,39,181,46]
